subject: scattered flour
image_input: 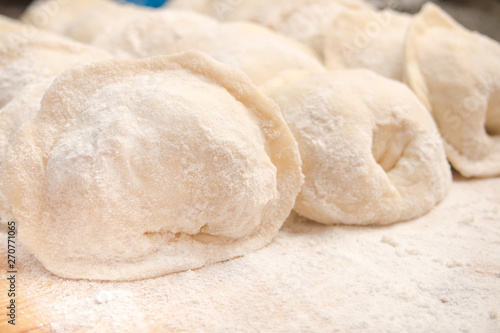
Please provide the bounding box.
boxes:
[1,173,499,332]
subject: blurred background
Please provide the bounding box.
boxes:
[0,0,499,41]
[367,0,500,41]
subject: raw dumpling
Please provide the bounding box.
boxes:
[0,83,51,225]
[176,22,325,86]
[21,0,144,43]
[259,70,317,95]
[0,15,111,224]
[1,51,303,280]
[266,0,373,59]
[211,0,373,59]
[404,3,500,177]
[267,70,451,225]
[91,10,217,59]
[0,16,110,103]
[0,13,22,32]
[325,9,412,80]
[166,0,213,13]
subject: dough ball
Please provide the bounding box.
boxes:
[1,51,303,280]
[0,82,51,224]
[260,70,316,95]
[325,9,412,80]
[0,18,110,104]
[0,14,22,32]
[91,10,218,59]
[165,0,213,13]
[267,70,451,225]
[211,0,373,59]
[0,16,111,225]
[21,0,118,39]
[21,0,144,43]
[176,22,325,86]
[404,3,500,177]
[268,0,373,59]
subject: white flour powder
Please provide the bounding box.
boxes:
[2,173,499,332]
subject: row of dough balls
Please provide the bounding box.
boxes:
[0,0,495,280]
[2,1,449,224]
[0,10,447,280]
[0,11,450,280]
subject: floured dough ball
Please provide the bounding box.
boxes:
[176,22,325,86]
[210,0,373,59]
[0,14,22,31]
[0,16,110,104]
[21,0,144,43]
[404,3,500,178]
[166,0,213,13]
[1,51,303,280]
[267,70,451,225]
[0,16,111,224]
[259,70,316,95]
[267,0,373,59]
[21,0,118,37]
[0,83,51,225]
[92,10,217,59]
[325,9,412,80]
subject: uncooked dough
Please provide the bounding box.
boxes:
[0,15,111,225]
[0,83,51,225]
[267,70,452,225]
[207,0,373,59]
[0,13,20,31]
[176,22,325,86]
[166,0,213,14]
[1,51,303,280]
[270,0,373,59]
[325,9,412,80]
[21,0,146,43]
[404,3,500,178]
[91,10,217,59]
[0,16,110,104]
